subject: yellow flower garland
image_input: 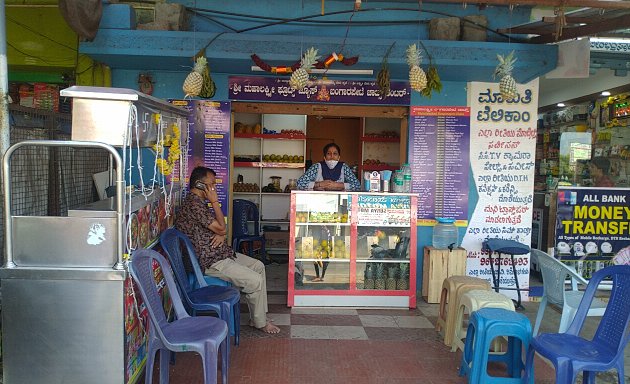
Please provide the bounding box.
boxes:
[154,123,181,176]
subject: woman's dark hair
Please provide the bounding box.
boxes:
[591,157,610,172]
[189,166,216,189]
[323,142,341,156]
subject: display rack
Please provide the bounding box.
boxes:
[287,191,417,308]
[233,113,306,253]
[359,117,402,176]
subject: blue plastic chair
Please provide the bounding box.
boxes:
[129,249,229,384]
[530,249,607,335]
[232,199,266,262]
[525,265,630,384]
[160,228,241,346]
[459,308,532,383]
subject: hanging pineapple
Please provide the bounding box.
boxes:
[494,51,518,100]
[289,47,319,90]
[406,44,427,92]
[376,43,395,99]
[182,56,207,98]
[199,58,216,99]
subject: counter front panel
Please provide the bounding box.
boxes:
[288,191,417,308]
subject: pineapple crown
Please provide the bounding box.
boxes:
[300,47,320,71]
[193,56,208,73]
[493,50,516,79]
[405,44,422,67]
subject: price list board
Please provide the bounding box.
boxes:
[409,106,470,225]
[170,100,232,216]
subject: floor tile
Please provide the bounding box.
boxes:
[395,315,434,328]
[290,325,331,339]
[268,312,291,326]
[291,313,363,326]
[291,325,368,340]
[327,326,369,340]
[359,314,398,327]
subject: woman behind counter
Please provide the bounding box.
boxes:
[296,142,361,191]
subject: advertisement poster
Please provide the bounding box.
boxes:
[408,106,470,225]
[357,195,411,226]
[461,79,539,300]
[170,100,231,216]
[555,186,630,276]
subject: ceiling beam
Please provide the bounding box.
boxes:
[424,0,630,9]
[531,13,630,43]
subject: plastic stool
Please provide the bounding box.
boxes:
[451,289,515,352]
[436,275,491,346]
[459,308,532,384]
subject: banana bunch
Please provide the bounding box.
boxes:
[420,65,443,98]
[376,43,395,99]
[377,66,391,99]
[200,62,216,98]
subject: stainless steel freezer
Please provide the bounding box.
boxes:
[0,87,188,384]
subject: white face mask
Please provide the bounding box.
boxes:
[325,160,339,169]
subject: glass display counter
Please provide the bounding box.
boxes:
[287,191,417,308]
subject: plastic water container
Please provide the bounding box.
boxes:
[392,170,404,193]
[401,163,412,193]
[433,217,459,249]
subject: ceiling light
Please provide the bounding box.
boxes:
[601,91,611,96]
[251,66,373,75]
[557,103,566,107]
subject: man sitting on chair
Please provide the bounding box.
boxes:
[176,166,280,334]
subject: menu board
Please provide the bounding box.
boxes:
[461,80,539,301]
[409,106,470,225]
[357,195,411,226]
[169,100,231,216]
[556,187,630,264]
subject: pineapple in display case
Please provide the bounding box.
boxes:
[374,263,386,290]
[397,263,409,290]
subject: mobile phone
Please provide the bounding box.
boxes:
[194,180,206,190]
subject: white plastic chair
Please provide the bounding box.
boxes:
[531,249,607,335]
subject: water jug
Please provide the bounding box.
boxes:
[432,217,458,250]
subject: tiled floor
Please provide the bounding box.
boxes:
[144,263,559,384]
[141,262,630,383]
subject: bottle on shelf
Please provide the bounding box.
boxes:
[401,163,412,193]
[392,170,404,193]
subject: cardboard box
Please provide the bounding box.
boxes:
[265,231,289,249]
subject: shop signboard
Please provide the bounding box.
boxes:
[462,79,539,301]
[169,100,232,216]
[555,187,630,273]
[228,76,410,105]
